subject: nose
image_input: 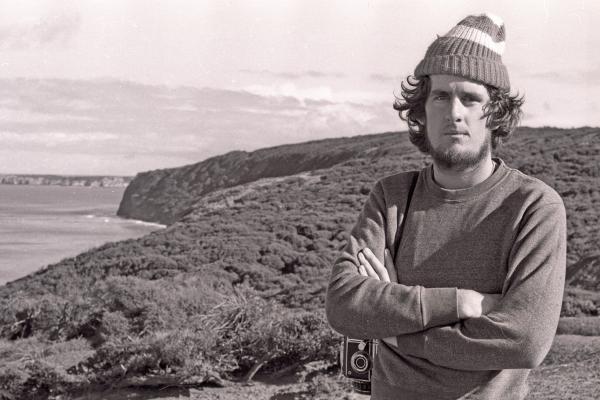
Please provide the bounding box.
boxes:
[447,97,464,122]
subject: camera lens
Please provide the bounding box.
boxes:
[350,351,371,373]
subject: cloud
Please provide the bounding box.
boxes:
[0,131,117,142]
[370,73,396,83]
[4,75,596,176]
[240,69,345,80]
[0,78,400,175]
[0,12,80,49]
[521,100,600,128]
[243,82,334,101]
[525,68,600,86]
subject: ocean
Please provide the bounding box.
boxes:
[0,184,164,286]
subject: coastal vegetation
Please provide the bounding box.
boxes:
[1,127,599,399]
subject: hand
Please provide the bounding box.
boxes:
[382,336,398,348]
[357,247,397,283]
[457,289,501,319]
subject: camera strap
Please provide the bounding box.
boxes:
[392,171,419,261]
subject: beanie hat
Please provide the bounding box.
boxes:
[414,13,510,90]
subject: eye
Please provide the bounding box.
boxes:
[461,95,482,105]
[431,93,448,101]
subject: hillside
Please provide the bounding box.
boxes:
[118,126,600,266]
[1,127,599,399]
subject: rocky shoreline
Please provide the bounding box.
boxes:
[0,174,132,188]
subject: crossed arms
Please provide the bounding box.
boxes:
[356,247,501,348]
[357,247,501,322]
[325,180,567,371]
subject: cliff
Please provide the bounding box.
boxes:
[116,131,415,224]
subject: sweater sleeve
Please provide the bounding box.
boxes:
[325,179,460,339]
[394,201,567,370]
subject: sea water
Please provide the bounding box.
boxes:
[0,184,164,285]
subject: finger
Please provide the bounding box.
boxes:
[362,248,390,282]
[358,252,378,279]
[384,249,398,283]
[358,264,368,277]
[358,252,379,280]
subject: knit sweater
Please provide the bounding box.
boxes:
[325,159,566,399]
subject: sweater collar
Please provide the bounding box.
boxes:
[423,158,509,202]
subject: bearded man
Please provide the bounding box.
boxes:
[326,13,566,400]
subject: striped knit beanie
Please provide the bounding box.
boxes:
[415,13,509,90]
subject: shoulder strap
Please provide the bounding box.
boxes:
[393,171,419,259]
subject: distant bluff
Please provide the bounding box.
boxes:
[117,131,417,225]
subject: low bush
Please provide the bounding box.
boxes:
[305,373,350,399]
[556,317,600,336]
[0,337,92,399]
[561,291,599,317]
[542,334,600,366]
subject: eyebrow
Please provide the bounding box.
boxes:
[430,89,485,100]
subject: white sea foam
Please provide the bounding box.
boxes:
[81,213,166,229]
[131,219,167,228]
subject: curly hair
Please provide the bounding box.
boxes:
[393,75,524,153]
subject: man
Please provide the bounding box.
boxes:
[325,13,566,400]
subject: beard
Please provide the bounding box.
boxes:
[426,132,492,171]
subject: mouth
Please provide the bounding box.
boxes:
[444,130,468,136]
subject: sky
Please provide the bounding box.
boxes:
[0,0,598,176]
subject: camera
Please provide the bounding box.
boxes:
[340,337,378,394]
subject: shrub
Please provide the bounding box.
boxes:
[84,319,238,384]
[556,317,600,336]
[305,373,349,399]
[0,338,91,399]
[561,293,599,317]
[542,334,600,366]
[212,292,338,380]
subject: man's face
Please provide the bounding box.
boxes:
[424,74,492,170]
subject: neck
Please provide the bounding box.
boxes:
[432,156,496,189]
